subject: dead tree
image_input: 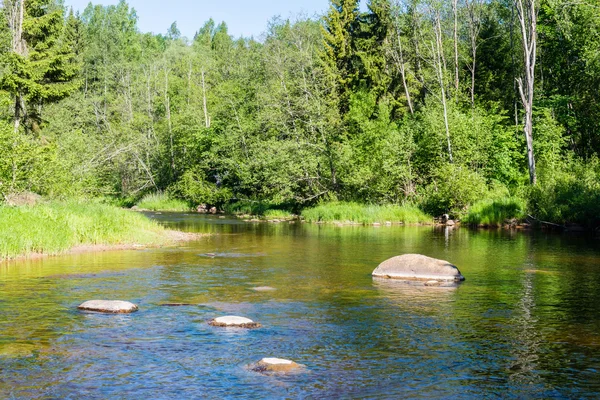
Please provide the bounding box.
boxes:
[515,0,539,185]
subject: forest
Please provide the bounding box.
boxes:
[0,0,599,228]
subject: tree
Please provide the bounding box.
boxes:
[1,0,80,132]
[515,0,539,185]
[321,0,360,112]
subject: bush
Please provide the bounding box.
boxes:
[170,169,232,206]
[528,158,600,227]
[136,193,190,211]
[464,197,526,226]
[420,163,489,217]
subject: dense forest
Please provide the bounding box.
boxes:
[0,0,599,226]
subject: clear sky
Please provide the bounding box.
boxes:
[62,1,366,40]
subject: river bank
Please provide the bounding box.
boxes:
[0,201,204,262]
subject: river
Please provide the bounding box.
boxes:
[1,213,599,398]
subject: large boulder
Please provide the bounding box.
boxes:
[78,300,139,314]
[372,254,465,283]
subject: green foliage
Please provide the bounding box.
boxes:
[136,192,190,211]
[0,1,598,229]
[263,209,295,220]
[223,201,294,219]
[302,202,431,224]
[528,158,600,227]
[0,0,81,130]
[0,201,164,260]
[464,197,527,226]
[419,163,489,217]
[171,169,232,206]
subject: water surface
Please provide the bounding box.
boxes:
[1,214,599,398]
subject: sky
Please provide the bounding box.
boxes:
[62,0,366,40]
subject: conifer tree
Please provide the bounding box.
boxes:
[321,0,360,112]
[1,0,80,132]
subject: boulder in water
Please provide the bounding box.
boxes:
[251,357,303,373]
[209,316,261,328]
[78,300,139,314]
[373,254,465,283]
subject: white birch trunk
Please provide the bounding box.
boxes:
[515,0,538,185]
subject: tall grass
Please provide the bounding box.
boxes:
[464,197,526,226]
[0,201,166,260]
[136,193,190,212]
[301,202,432,225]
[223,201,295,219]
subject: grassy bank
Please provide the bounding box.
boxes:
[0,201,173,260]
[301,202,432,225]
[223,201,295,220]
[136,193,190,212]
[464,197,527,226]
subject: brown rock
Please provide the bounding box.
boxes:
[251,358,303,373]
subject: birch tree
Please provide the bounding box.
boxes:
[515,0,539,185]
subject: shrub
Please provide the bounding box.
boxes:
[527,158,600,227]
[420,163,489,217]
[464,197,526,226]
[136,193,190,212]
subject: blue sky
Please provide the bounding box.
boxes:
[62,1,366,39]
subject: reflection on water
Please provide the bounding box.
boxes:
[1,213,600,398]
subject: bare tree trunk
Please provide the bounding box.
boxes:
[187,59,192,106]
[433,14,453,163]
[164,67,175,177]
[9,0,26,132]
[201,69,210,128]
[466,0,483,108]
[515,0,538,185]
[393,27,414,115]
[452,0,460,93]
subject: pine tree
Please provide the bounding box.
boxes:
[355,0,394,100]
[1,0,81,132]
[321,0,360,113]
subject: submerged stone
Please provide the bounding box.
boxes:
[251,357,303,373]
[78,300,139,314]
[372,254,465,283]
[251,286,277,292]
[209,316,261,328]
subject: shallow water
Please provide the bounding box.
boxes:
[1,214,600,399]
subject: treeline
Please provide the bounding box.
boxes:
[0,0,599,226]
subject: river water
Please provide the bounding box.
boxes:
[1,213,599,399]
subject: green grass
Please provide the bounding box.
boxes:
[464,197,526,226]
[263,209,295,220]
[224,201,295,220]
[301,202,432,225]
[0,201,167,260]
[136,193,190,212]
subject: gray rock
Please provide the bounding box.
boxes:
[209,316,261,328]
[78,300,139,314]
[373,254,465,282]
[252,286,277,292]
